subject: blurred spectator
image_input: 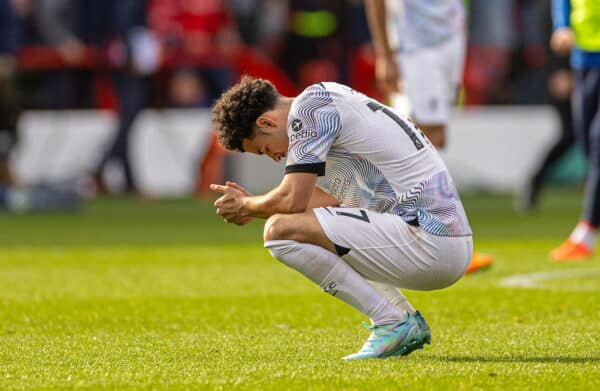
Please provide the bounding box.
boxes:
[148,0,240,106]
[0,0,83,212]
[94,0,154,194]
[549,0,600,262]
[94,0,242,194]
[24,0,98,109]
[516,0,576,212]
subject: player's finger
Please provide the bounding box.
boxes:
[210,184,227,193]
[214,195,226,207]
[225,181,242,191]
[226,181,251,195]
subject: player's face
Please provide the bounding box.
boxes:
[242,128,288,163]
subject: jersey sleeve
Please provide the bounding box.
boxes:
[285,84,341,176]
[551,0,571,30]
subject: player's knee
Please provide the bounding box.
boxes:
[263,214,292,242]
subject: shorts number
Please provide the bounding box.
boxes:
[366,101,424,150]
[335,209,370,223]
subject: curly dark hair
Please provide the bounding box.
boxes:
[212,76,280,152]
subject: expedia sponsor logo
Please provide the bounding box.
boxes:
[291,119,303,132]
[290,130,318,141]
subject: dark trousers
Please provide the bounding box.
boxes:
[573,68,600,226]
[530,96,575,190]
[98,72,147,192]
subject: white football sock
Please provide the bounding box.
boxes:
[368,280,415,315]
[570,220,597,249]
[265,240,405,326]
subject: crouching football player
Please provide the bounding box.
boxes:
[210,76,473,360]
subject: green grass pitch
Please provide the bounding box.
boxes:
[1,190,599,390]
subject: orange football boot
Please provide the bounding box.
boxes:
[549,239,592,262]
[464,251,494,275]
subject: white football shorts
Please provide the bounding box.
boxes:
[313,206,472,291]
[397,31,466,125]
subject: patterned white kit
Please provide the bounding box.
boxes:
[285,82,473,290]
[313,206,472,290]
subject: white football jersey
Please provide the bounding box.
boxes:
[285,82,471,237]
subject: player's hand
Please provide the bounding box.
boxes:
[550,27,575,56]
[210,183,254,225]
[222,213,253,226]
[223,182,255,225]
[375,52,402,95]
[225,181,252,196]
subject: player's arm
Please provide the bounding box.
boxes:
[239,176,342,216]
[364,0,401,94]
[365,0,394,56]
[240,172,317,218]
[307,185,341,209]
[212,172,318,222]
[215,180,339,222]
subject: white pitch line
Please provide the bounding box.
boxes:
[499,268,600,290]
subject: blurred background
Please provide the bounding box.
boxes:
[0,0,585,212]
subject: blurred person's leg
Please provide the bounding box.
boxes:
[113,72,146,193]
[551,68,600,261]
[572,69,597,157]
[517,69,576,212]
[97,72,147,194]
[578,69,600,238]
[520,101,575,209]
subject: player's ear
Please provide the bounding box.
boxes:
[256,113,276,129]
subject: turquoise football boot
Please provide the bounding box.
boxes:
[414,310,432,345]
[343,313,423,360]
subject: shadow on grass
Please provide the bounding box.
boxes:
[440,355,600,364]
